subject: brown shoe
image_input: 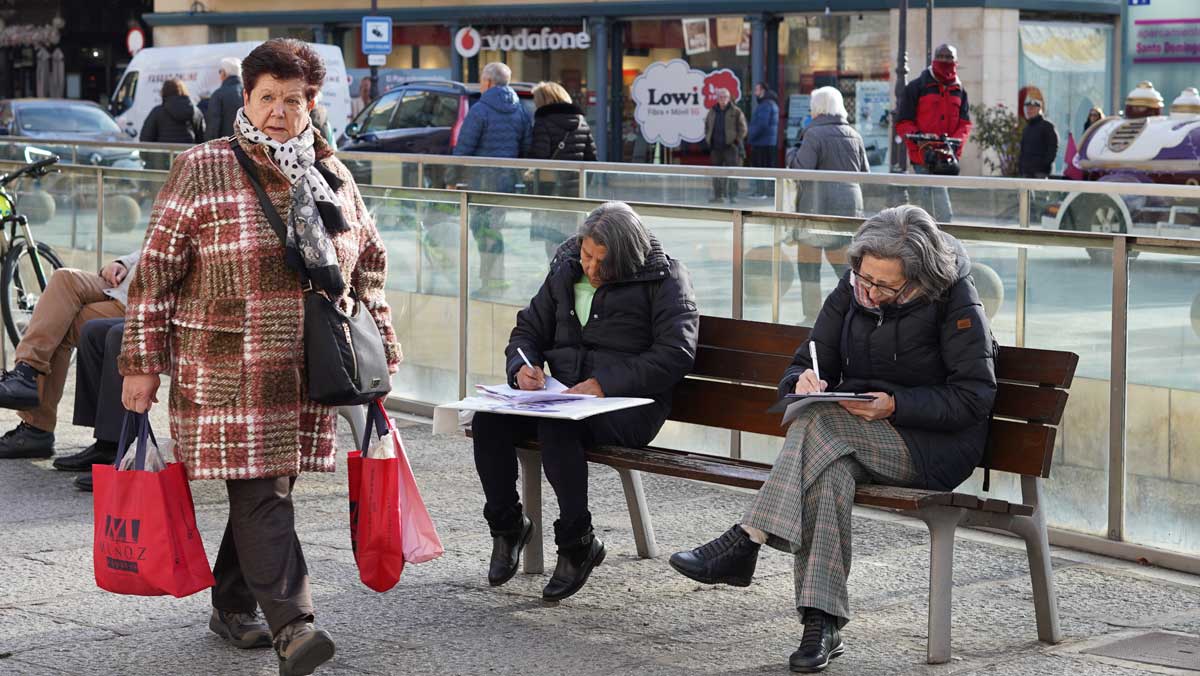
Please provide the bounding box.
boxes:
[209,609,271,649]
[275,621,335,676]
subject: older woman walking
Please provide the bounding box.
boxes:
[670,206,996,673]
[119,38,401,676]
[786,86,871,325]
[474,201,698,601]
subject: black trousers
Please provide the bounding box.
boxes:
[73,317,134,443]
[472,405,662,544]
[211,476,313,635]
[750,145,776,168]
[710,146,742,200]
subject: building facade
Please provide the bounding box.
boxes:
[145,0,1127,174]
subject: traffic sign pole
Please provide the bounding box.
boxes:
[361,4,395,100]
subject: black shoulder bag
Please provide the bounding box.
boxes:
[231,141,391,406]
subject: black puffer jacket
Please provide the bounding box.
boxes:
[530,103,597,163]
[506,234,699,427]
[778,236,998,491]
[140,95,204,144]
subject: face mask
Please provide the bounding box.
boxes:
[932,60,957,83]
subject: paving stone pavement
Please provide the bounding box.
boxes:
[1,378,1199,675]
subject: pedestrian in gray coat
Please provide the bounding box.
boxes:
[205,57,243,140]
[785,86,870,324]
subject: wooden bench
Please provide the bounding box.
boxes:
[500,315,1077,664]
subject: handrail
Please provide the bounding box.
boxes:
[6,135,1200,200]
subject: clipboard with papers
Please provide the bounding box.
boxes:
[768,392,877,426]
[433,377,655,435]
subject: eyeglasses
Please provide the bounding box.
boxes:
[854,271,908,299]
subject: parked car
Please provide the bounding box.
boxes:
[0,98,143,169]
[338,80,536,186]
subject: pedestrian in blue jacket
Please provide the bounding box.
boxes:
[452,62,533,293]
[748,83,780,196]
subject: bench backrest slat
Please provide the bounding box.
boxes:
[673,315,1077,480]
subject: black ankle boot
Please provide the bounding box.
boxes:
[542,527,605,602]
[0,363,40,410]
[789,608,844,673]
[487,514,533,587]
[669,524,761,587]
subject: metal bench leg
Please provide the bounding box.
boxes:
[1018,476,1063,644]
[339,405,367,449]
[918,506,965,665]
[616,468,659,559]
[516,447,544,574]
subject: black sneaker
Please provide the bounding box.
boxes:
[669,524,761,587]
[0,422,54,459]
[73,472,93,492]
[0,363,39,410]
[789,608,845,673]
[209,608,272,649]
[53,441,118,472]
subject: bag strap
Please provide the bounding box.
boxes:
[359,398,392,453]
[230,140,312,287]
[115,411,158,470]
[549,128,572,160]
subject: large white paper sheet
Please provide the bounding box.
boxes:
[433,395,655,435]
[473,377,595,405]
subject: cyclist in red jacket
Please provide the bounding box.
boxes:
[895,43,972,222]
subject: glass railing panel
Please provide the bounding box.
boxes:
[1124,249,1200,555]
[360,188,461,405]
[1031,186,1200,243]
[100,172,165,263]
[585,170,775,211]
[343,155,417,189]
[6,167,97,271]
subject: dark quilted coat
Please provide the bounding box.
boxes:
[777,236,997,491]
[140,95,205,145]
[453,85,532,160]
[530,103,597,163]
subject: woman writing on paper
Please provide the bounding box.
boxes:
[472,201,699,602]
[669,206,996,673]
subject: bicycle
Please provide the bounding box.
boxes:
[0,154,66,345]
[904,133,963,176]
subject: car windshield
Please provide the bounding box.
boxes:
[18,104,122,134]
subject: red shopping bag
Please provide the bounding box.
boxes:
[347,401,443,592]
[93,413,214,597]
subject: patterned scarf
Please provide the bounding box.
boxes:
[235,109,345,294]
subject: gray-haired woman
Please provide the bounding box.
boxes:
[472,201,699,602]
[670,206,996,673]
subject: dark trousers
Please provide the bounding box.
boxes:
[472,405,661,544]
[73,318,134,443]
[710,146,742,200]
[750,145,776,196]
[211,476,313,635]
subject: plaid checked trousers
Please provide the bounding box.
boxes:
[742,404,917,626]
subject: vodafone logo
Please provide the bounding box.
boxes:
[455,27,482,59]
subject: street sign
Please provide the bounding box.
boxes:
[1128,0,1150,5]
[125,27,145,56]
[367,54,387,66]
[361,16,393,55]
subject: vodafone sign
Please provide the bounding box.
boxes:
[631,59,743,147]
[454,26,591,58]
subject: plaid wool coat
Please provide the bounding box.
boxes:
[118,128,402,480]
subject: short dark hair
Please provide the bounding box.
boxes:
[241,38,325,101]
[161,78,188,99]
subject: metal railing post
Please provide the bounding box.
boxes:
[1015,188,1030,347]
[95,170,104,272]
[1107,236,1129,542]
[458,191,470,400]
[416,161,424,189]
[578,168,587,198]
[731,210,745,460]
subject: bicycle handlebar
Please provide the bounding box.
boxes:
[0,155,59,187]
[903,133,962,148]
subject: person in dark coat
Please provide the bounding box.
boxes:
[1083,106,1104,133]
[452,62,533,293]
[473,201,699,603]
[528,81,597,260]
[139,79,205,167]
[205,56,243,141]
[704,87,748,203]
[785,86,869,324]
[748,83,780,195]
[1019,97,1059,178]
[670,205,996,674]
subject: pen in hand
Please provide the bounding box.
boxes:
[516,347,545,390]
[809,341,822,386]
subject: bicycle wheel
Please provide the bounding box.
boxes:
[1,240,65,346]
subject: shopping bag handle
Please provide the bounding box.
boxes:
[115,411,159,470]
[359,398,393,453]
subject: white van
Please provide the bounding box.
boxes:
[109,41,352,141]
